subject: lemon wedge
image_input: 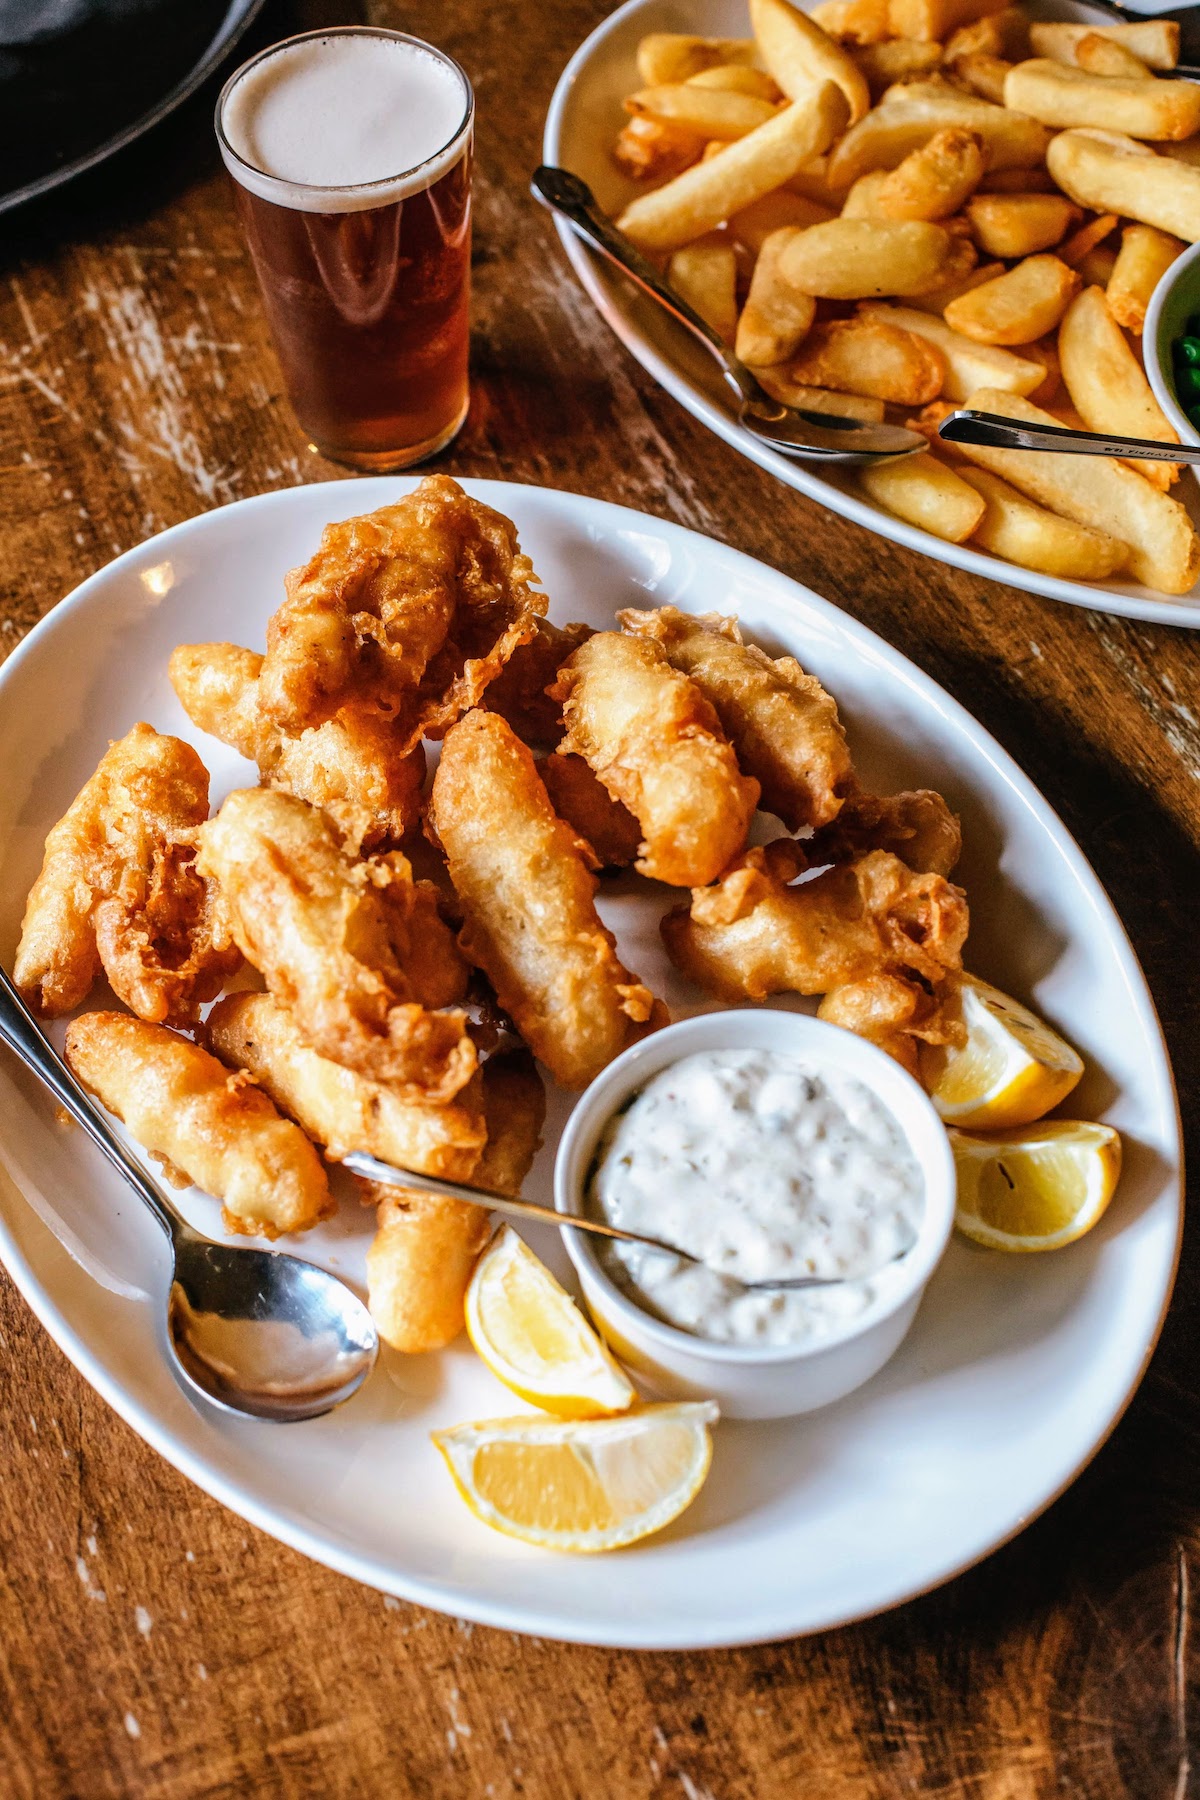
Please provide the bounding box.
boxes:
[951,1120,1121,1251]
[431,1402,719,1552]
[920,974,1084,1130]
[465,1225,636,1419]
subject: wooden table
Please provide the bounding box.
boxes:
[1,1,1198,1793]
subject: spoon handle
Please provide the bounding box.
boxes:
[938,408,1200,464]
[0,965,179,1244]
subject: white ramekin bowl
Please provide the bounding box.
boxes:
[554,1009,956,1421]
[1144,235,1200,460]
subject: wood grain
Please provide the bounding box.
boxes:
[1,1,1198,1795]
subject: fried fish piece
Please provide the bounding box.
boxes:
[362,1050,547,1352]
[540,752,641,870]
[258,475,546,744]
[818,970,962,1075]
[552,632,760,887]
[482,617,594,746]
[807,784,963,876]
[429,711,665,1089]
[618,606,853,831]
[15,722,236,1023]
[65,1011,332,1239]
[661,843,969,1000]
[195,788,475,1102]
[206,991,487,1176]
[168,642,425,853]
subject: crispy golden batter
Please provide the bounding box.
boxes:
[168,642,425,853]
[807,784,963,875]
[662,843,969,999]
[482,617,594,745]
[15,723,236,1023]
[195,788,475,1102]
[258,475,546,744]
[552,632,760,887]
[540,752,641,870]
[818,971,962,1074]
[65,1011,332,1239]
[429,711,665,1089]
[206,991,487,1176]
[618,606,853,831]
[361,1050,547,1352]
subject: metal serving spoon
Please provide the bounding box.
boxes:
[532,164,927,466]
[938,407,1200,463]
[344,1151,907,1291]
[0,966,378,1422]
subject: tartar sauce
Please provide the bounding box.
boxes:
[588,1048,923,1347]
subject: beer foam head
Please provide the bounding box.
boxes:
[219,30,471,213]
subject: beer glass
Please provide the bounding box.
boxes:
[216,28,473,470]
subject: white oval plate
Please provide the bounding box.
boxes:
[543,0,1200,629]
[0,479,1180,1649]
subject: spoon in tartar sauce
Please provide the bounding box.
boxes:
[341,1154,910,1292]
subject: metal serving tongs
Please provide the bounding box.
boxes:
[343,1152,907,1291]
[939,408,1200,463]
[531,165,927,466]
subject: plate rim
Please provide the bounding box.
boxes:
[541,0,1200,631]
[0,475,1183,1649]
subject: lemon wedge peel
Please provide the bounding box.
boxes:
[951,1120,1122,1252]
[431,1402,719,1553]
[922,974,1085,1131]
[466,1225,636,1419]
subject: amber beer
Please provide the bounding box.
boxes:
[217,29,473,469]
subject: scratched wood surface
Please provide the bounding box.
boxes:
[1,1,1199,1795]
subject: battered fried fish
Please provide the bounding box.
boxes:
[552,632,759,888]
[661,843,969,1001]
[65,1011,332,1239]
[618,606,853,832]
[206,991,488,1176]
[818,972,963,1076]
[362,1050,547,1353]
[258,475,546,744]
[428,710,665,1089]
[539,752,640,871]
[195,788,475,1102]
[807,785,962,878]
[482,617,593,746]
[15,723,236,1023]
[168,642,425,853]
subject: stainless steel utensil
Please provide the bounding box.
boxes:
[0,966,378,1422]
[531,165,927,465]
[938,407,1200,462]
[343,1152,909,1291]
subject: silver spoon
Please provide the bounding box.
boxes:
[531,165,927,466]
[343,1151,907,1291]
[0,966,378,1422]
[938,407,1200,463]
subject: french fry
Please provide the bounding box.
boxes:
[1075,243,1118,288]
[1027,20,1179,74]
[729,188,837,252]
[618,84,850,251]
[854,39,944,95]
[1019,333,1060,405]
[944,254,1081,343]
[614,116,704,182]
[1057,211,1119,267]
[948,53,1011,104]
[1058,284,1181,490]
[750,0,871,123]
[949,387,1200,593]
[860,127,987,220]
[778,216,955,296]
[827,83,1050,188]
[636,34,758,86]
[859,300,1046,397]
[787,315,947,401]
[944,13,1005,60]
[687,65,782,100]
[626,85,778,141]
[841,170,892,217]
[859,452,986,541]
[978,165,1056,193]
[1004,61,1200,143]
[956,467,1126,578]
[1159,137,1200,172]
[888,0,1011,43]
[754,367,887,419]
[1073,32,1151,80]
[781,156,845,207]
[965,192,1078,256]
[1107,223,1185,331]
[906,257,1004,312]
[1047,129,1200,243]
[668,236,739,343]
[812,0,892,44]
[736,228,816,364]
